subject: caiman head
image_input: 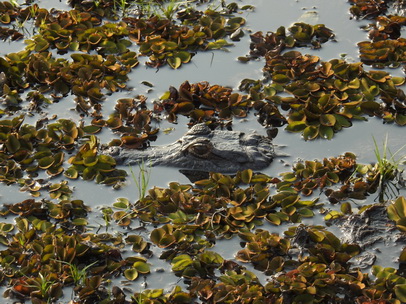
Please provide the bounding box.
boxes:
[107,123,275,173]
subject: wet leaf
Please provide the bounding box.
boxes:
[5,134,20,154]
[303,126,318,140]
[396,114,406,126]
[320,114,336,127]
[388,196,406,222]
[341,202,352,214]
[286,121,306,132]
[133,261,150,274]
[297,208,314,217]
[167,56,182,69]
[171,254,193,272]
[206,39,233,50]
[113,198,130,209]
[395,284,406,302]
[72,218,88,226]
[64,167,79,179]
[124,268,139,281]
[319,125,334,140]
[38,156,55,169]
[266,214,281,225]
[241,169,253,184]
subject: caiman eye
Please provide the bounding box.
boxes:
[187,142,213,158]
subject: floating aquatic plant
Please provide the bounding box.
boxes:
[125,9,245,68]
[241,50,406,139]
[158,80,253,124]
[348,0,388,19]
[366,15,406,42]
[65,135,127,186]
[358,38,406,68]
[236,229,290,274]
[239,22,335,62]
[0,1,405,303]
[387,196,406,232]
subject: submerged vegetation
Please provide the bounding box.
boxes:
[0,0,405,303]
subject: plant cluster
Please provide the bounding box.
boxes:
[64,135,127,186]
[0,116,127,188]
[366,15,406,42]
[239,50,406,140]
[0,2,42,41]
[27,10,129,55]
[125,10,245,68]
[0,197,154,303]
[0,0,405,303]
[1,48,138,114]
[157,80,253,124]
[348,0,388,19]
[239,22,334,62]
[97,96,159,149]
[0,0,248,118]
[348,0,406,67]
[0,148,404,302]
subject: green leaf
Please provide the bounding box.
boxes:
[133,261,150,274]
[395,284,406,302]
[396,114,406,126]
[0,223,14,233]
[206,39,233,50]
[320,114,336,126]
[297,207,314,217]
[124,268,139,281]
[396,218,406,232]
[400,248,406,263]
[0,13,11,24]
[34,38,49,52]
[38,156,55,169]
[176,51,192,63]
[266,214,281,225]
[64,167,79,179]
[341,202,352,214]
[388,196,406,222]
[308,229,325,242]
[324,210,343,220]
[72,218,88,226]
[241,169,253,183]
[171,254,193,272]
[281,172,297,182]
[319,125,334,139]
[69,41,80,51]
[113,198,130,209]
[286,121,306,132]
[167,56,182,69]
[5,134,20,154]
[272,74,290,84]
[303,126,318,140]
[334,114,352,128]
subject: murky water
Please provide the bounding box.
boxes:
[1,0,405,300]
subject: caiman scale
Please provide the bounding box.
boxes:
[107,123,275,173]
[334,205,406,269]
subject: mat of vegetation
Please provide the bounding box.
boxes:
[0,0,405,303]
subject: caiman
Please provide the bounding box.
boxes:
[334,204,406,269]
[106,123,275,173]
